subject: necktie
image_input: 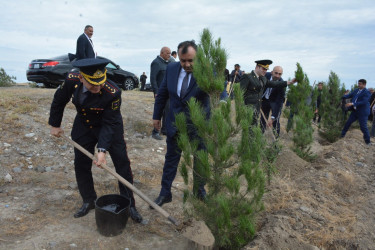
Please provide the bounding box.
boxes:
[180,73,190,98]
[354,89,362,103]
[263,88,272,99]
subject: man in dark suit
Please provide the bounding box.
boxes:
[341,79,372,145]
[151,40,209,207]
[48,58,142,222]
[150,47,172,140]
[260,66,286,137]
[76,25,96,60]
[240,60,295,124]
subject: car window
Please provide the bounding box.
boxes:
[106,63,117,70]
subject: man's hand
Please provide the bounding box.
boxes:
[287,78,297,85]
[267,119,273,127]
[50,127,64,137]
[153,120,161,131]
[94,152,107,169]
[345,102,353,107]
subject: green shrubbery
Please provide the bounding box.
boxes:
[175,28,268,249]
[0,67,16,87]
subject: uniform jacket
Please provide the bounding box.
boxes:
[264,72,285,117]
[342,88,371,116]
[76,33,95,60]
[240,70,287,111]
[150,56,170,94]
[153,62,210,137]
[49,73,123,150]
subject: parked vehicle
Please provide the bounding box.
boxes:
[26,54,139,90]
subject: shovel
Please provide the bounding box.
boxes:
[61,134,179,226]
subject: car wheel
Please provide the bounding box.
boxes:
[124,78,135,90]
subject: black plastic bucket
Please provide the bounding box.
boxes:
[95,194,130,237]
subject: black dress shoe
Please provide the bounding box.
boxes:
[129,207,143,223]
[74,201,95,218]
[150,195,172,209]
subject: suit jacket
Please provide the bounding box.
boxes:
[240,70,287,112]
[76,33,95,60]
[263,72,285,117]
[153,62,210,137]
[343,88,371,116]
[150,56,170,94]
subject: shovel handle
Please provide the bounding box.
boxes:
[61,134,179,226]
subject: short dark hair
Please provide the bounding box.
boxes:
[171,51,177,56]
[358,79,366,84]
[85,25,93,30]
[177,40,197,55]
[318,82,323,85]
[235,64,240,68]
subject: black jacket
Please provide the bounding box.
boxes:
[76,33,95,60]
[49,73,123,150]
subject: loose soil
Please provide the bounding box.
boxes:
[0,86,374,250]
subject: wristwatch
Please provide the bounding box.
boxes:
[97,148,106,153]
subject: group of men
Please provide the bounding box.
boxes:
[48,25,372,225]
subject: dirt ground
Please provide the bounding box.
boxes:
[0,86,374,250]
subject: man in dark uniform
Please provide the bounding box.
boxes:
[240,60,295,124]
[76,25,96,60]
[48,58,142,222]
[260,66,286,137]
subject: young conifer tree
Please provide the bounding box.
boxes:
[319,71,347,142]
[286,63,315,160]
[174,28,266,249]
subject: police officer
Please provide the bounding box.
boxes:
[240,59,295,124]
[49,58,142,222]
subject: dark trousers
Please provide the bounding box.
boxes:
[73,128,136,206]
[313,112,321,123]
[260,100,282,137]
[153,99,169,135]
[341,111,370,143]
[160,134,206,197]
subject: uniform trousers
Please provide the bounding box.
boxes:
[72,124,136,206]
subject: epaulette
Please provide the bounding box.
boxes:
[103,81,120,95]
[66,72,80,81]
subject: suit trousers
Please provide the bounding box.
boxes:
[73,125,136,206]
[260,100,282,137]
[341,111,370,143]
[160,134,206,198]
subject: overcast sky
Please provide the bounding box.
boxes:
[1,0,374,89]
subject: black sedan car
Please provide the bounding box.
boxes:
[26,54,139,90]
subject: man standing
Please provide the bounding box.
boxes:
[76,25,95,60]
[341,79,372,145]
[240,60,295,123]
[171,51,177,61]
[140,72,147,91]
[260,66,286,137]
[150,46,172,140]
[151,40,209,207]
[230,64,242,83]
[48,58,142,222]
[313,82,323,124]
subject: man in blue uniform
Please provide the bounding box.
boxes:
[48,58,142,222]
[341,79,372,145]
